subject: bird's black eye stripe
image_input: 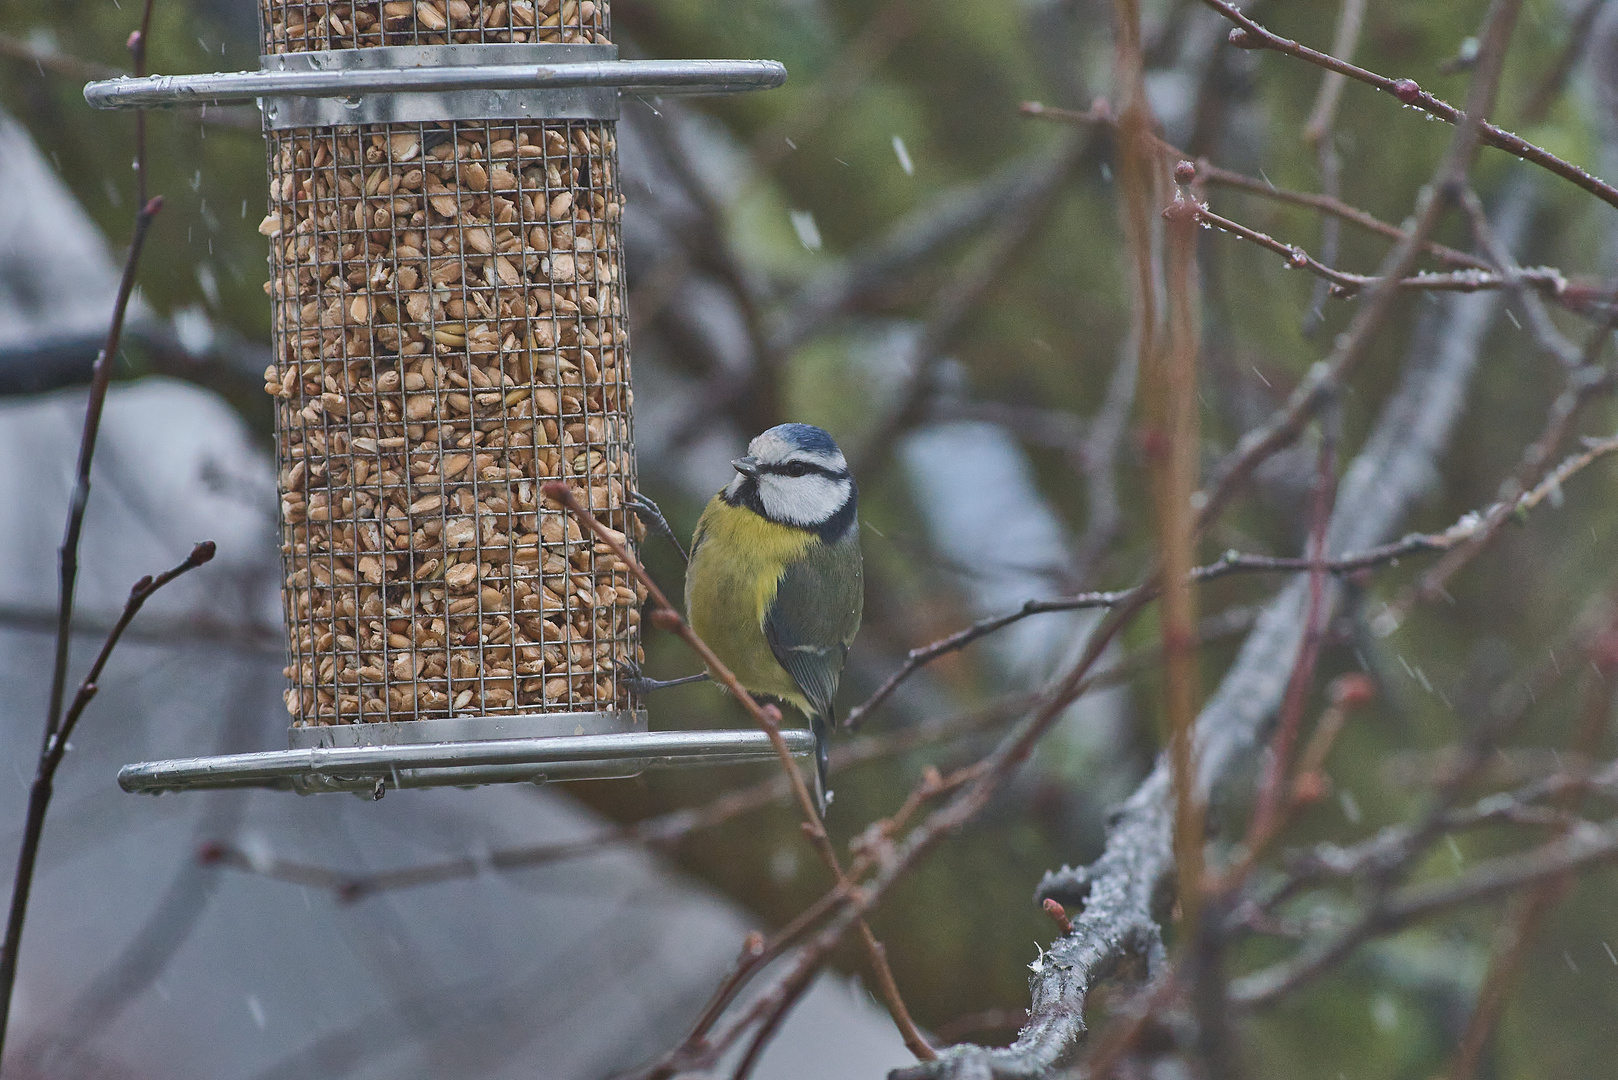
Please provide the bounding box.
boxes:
[759,461,846,480]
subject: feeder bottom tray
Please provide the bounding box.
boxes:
[117,711,816,795]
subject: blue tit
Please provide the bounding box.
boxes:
[685,423,863,812]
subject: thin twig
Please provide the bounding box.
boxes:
[540,482,935,1065]
[43,220,167,739]
[0,11,163,1051]
[1196,0,1524,534]
[1302,0,1369,334]
[1391,418,1618,626]
[1243,395,1339,851]
[130,4,154,208]
[1021,100,1495,273]
[1200,0,1618,211]
[844,591,1130,729]
[1458,186,1581,365]
[0,541,210,1065]
[1188,200,1565,299]
[846,454,1612,735]
[1155,178,1207,935]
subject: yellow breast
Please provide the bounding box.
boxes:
[684,496,815,707]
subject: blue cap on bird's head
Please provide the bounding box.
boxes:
[757,423,843,458]
[738,424,848,474]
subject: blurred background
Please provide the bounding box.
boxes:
[4,1,1618,1077]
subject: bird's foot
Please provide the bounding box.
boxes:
[619,659,709,696]
[629,491,689,565]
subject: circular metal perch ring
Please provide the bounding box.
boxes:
[84,50,788,127]
[120,726,817,796]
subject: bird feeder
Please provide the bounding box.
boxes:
[89,0,811,795]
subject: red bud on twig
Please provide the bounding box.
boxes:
[1391,78,1422,105]
[1043,898,1074,935]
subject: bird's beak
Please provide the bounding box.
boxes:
[731,455,761,479]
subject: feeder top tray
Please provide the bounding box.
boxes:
[83,47,787,127]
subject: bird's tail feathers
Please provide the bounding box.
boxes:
[809,710,831,816]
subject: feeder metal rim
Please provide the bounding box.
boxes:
[83,58,788,110]
[118,727,817,794]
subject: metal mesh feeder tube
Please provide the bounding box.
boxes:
[266,116,638,727]
[92,1,798,794]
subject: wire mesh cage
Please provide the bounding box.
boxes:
[90,1,808,795]
[265,117,639,728]
[262,0,611,50]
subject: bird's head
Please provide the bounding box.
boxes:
[725,423,856,533]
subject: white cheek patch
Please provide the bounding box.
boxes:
[757,474,848,526]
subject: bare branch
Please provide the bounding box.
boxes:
[0,16,165,1050]
[0,540,211,1061]
[1187,198,1567,299]
[1243,395,1339,852]
[905,164,1540,1080]
[1458,186,1582,365]
[1021,100,1494,273]
[846,432,1618,735]
[1200,0,1618,211]
[1302,0,1369,146]
[1196,0,1526,534]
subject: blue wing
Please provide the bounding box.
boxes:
[761,531,863,724]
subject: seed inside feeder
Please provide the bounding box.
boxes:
[260,1,643,727]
